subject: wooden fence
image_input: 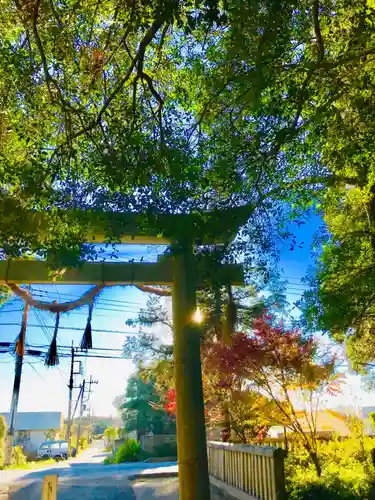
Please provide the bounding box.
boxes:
[207,441,286,500]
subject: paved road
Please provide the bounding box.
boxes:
[0,441,177,500]
[133,478,179,500]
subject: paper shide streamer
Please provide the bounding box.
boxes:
[45,313,60,367]
[13,304,29,357]
[80,302,94,351]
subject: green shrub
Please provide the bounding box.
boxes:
[0,416,6,468]
[113,439,141,463]
[11,446,27,467]
[288,483,360,500]
[104,426,118,443]
[104,456,114,465]
[369,413,375,434]
[79,437,88,450]
[285,437,375,500]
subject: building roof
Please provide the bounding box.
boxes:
[362,407,375,419]
[0,412,63,431]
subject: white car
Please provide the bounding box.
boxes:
[37,440,69,460]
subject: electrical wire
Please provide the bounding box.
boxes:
[29,344,124,353]
[32,308,52,343]
[30,296,141,314]
[30,288,144,306]
[26,362,45,380]
[0,323,141,335]
[0,308,24,314]
[0,349,125,361]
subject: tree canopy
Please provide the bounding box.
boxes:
[120,373,176,438]
[2,0,375,365]
[1,0,370,263]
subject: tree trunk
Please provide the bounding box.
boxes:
[308,450,322,477]
[283,426,289,454]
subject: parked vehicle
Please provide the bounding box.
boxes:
[37,440,69,460]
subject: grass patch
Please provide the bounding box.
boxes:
[4,459,56,470]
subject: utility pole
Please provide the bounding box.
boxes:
[66,343,74,448]
[66,345,83,454]
[76,379,85,454]
[85,376,98,443]
[4,305,29,466]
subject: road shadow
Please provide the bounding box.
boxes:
[9,473,136,500]
[7,461,178,499]
[132,478,179,500]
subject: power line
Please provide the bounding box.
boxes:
[74,354,125,360]
[30,297,141,314]
[32,308,53,343]
[27,343,124,353]
[0,303,142,317]
[0,347,125,361]
[0,323,139,335]
[0,309,24,314]
[30,288,144,306]
[27,361,45,380]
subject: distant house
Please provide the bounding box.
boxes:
[361,406,375,435]
[269,409,352,438]
[325,405,375,436]
[1,412,65,457]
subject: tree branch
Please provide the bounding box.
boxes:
[50,13,167,155]
[311,0,324,61]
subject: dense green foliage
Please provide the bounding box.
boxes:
[114,439,141,463]
[127,294,340,475]
[120,373,176,438]
[286,437,375,500]
[103,426,118,443]
[10,446,27,467]
[104,438,142,464]
[0,0,374,370]
[0,0,374,367]
[0,0,371,272]
[92,421,109,435]
[370,413,375,434]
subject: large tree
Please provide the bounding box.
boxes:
[1,0,374,387]
[120,373,176,439]
[2,0,370,265]
[207,315,341,476]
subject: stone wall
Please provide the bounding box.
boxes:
[140,434,176,454]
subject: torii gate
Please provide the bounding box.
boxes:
[0,211,244,500]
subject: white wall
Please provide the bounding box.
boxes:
[26,431,48,454]
[16,428,63,457]
[18,430,50,456]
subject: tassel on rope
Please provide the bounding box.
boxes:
[13,304,29,357]
[45,313,60,367]
[80,302,94,350]
[222,285,237,345]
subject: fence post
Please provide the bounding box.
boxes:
[222,447,225,481]
[273,448,286,500]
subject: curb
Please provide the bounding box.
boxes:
[129,472,179,481]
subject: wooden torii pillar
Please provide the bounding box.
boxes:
[0,211,244,500]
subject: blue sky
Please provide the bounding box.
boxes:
[0,245,164,418]
[0,218,373,418]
